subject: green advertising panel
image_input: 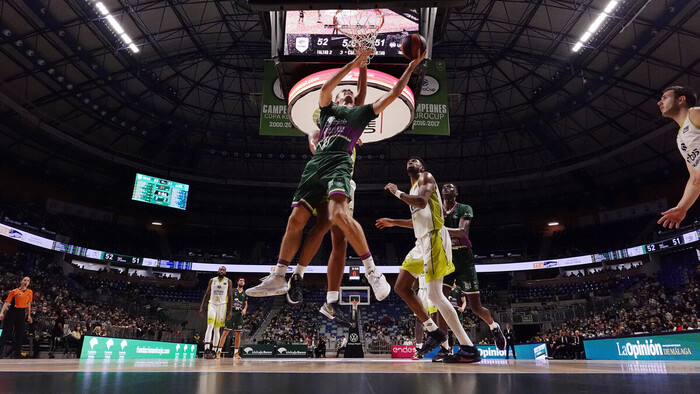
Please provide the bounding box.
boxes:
[409,59,449,135]
[583,332,700,361]
[80,336,197,360]
[240,343,277,358]
[275,344,308,358]
[260,60,304,136]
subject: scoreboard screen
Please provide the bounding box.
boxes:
[132,173,189,210]
[283,9,419,58]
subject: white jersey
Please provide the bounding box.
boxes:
[409,179,445,238]
[209,277,229,305]
[676,108,700,170]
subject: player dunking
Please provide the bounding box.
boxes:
[285,65,368,327]
[199,266,232,359]
[216,277,247,359]
[440,183,505,352]
[247,48,426,302]
[376,157,480,363]
[657,86,700,228]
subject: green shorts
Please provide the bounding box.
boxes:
[292,152,354,212]
[444,247,480,294]
[225,312,244,331]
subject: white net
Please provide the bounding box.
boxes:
[333,9,384,65]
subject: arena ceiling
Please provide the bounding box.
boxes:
[0,0,699,211]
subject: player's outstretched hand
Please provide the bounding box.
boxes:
[409,50,428,68]
[384,182,398,195]
[658,206,687,229]
[353,48,373,66]
[376,218,395,229]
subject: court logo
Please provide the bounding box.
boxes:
[244,347,254,354]
[277,347,288,354]
[121,340,128,351]
[349,333,359,343]
[616,339,663,359]
[106,339,114,350]
[90,337,99,349]
[296,37,309,53]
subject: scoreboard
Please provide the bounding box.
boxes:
[132,173,189,210]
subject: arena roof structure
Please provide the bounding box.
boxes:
[1,0,699,212]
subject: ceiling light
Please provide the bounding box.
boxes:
[588,13,607,33]
[105,15,125,35]
[604,1,618,14]
[128,43,139,53]
[120,33,132,44]
[572,42,583,52]
[151,222,163,226]
[96,2,109,16]
[548,222,559,226]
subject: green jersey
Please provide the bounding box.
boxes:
[442,203,473,248]
[317,102,377,154]
[448,286,464,308]
[232,288,247,311]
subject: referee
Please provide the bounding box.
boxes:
[0,276,33,359]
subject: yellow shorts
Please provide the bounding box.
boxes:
[207,303,226,328]
[400,227,454,282]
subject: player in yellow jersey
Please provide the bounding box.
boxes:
[199,266,233,359]
[376,157,480,363]
[657,86,700,228]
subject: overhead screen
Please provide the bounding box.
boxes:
[283,9,418,58]
[131,173,189,210]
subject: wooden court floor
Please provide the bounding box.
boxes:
[0,358,698,393]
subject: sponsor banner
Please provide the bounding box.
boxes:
[391,344,416,359]
[476,255,594,273]
[240,344,277,358]
[423,343,549,360]
[583,332,700,361]
[408,59,449,135]
[474,343,548,360]
[80,336,196,360]
[0,223,54,250]
[275,344,308,358]
[259,59,304,136]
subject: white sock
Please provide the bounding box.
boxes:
[488,321,499,330]
[327,291,339,304]
[423,318,438,332]
[427,279,474,346]
[275,263,288,276]
[293,265,307,277]
[234,348,239,354]
[361,255,377,272]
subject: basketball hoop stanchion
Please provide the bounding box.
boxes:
[333,9,384,65]
[345,296,364,358]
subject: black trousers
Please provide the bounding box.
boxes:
[505,341,516,359]
[0,308,27,358]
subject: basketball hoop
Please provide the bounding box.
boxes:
[333,9,384,65]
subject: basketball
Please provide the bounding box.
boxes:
[401,33,427,60]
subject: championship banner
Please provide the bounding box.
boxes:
[275,344,308,358]
[259,60,304,136]
[240,344,277,358]
[583,332,700,361]
[409,59,449,135]
[79,336,196,360]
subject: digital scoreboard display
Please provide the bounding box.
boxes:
[132,173,189,210]
[283,9,418,58]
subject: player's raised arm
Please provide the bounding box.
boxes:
[319,49,372,108]
[372,50,427,115]
[384,172,435,209]
[659,160,700,228]
[355,62,368,106]
[307,129,320,154]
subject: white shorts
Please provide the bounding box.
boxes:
[400,227,454,282]
[207,303,226,328]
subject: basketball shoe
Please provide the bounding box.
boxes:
[492,323,506,350]
[365,268,390,301]
[246,274,288,297]
[414,328,447,359]
[442,345,481,363]
[431,346,451,362]
[319,302,353,327]
[286,274,304,304]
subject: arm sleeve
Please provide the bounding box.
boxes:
[5,289,16,303]
[362,103,379,121]
[461,205,474,220]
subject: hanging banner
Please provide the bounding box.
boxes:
[409,59,449,135]
[260,60,304,136]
